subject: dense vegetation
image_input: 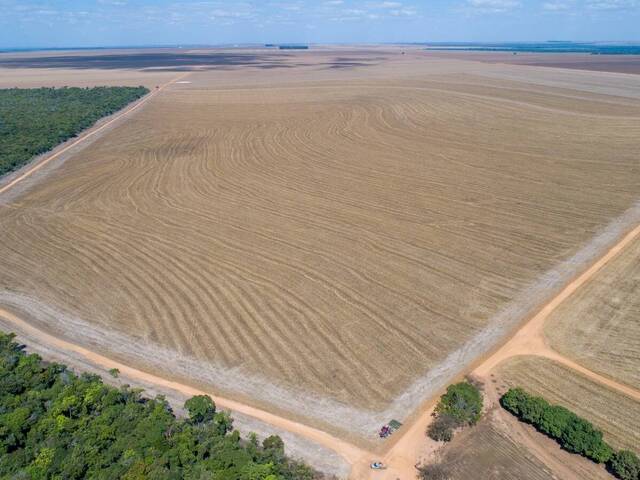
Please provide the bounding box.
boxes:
[427,381,483,442]
[501,387,640,479]
[0,332,316,480]
[0,86,148,176]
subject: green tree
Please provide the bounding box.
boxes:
[435,382,483,426]
[0,331,313,479]
[185,395,216,424]
[0,87,149,176]
[501,388,618,470]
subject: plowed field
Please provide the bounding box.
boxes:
[2,49,640,438]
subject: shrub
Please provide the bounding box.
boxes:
[417,462,450,480]
[426,414,460,442]
[427,381,483,442]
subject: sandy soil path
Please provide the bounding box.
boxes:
[0,71,190,196]
[356,222,640,479]
[0,307,371,466]
[474,223,640,386]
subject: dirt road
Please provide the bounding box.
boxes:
[473,222,640,394]
[0,307,371,466]
[0,71,190,196]
[356,222,640,479]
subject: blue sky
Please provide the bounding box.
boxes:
[1,0,638,48]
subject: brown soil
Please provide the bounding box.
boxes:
[433,406,605,480]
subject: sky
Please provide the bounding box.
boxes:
[0,0,638,49]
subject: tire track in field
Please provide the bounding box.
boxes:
[2,75,640,420]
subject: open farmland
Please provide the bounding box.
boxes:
[545,235,640,390]
[497,356,640,453]
[1,49,640,440]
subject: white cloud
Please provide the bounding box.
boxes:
[390,7,417,15]
[586,0,637,9]
[466,0,521,12]
[343,8,367,14]
[542,1,570,10]
[97,0,127,5]
[370,1,403,7]
[329,1,422,21]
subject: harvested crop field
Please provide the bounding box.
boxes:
[1,48,640,439]
[497,356,640,452]
[545,235,640,390]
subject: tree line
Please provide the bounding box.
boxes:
[0,331,317,479]
[501,387,640,480]
[0,86,148,177]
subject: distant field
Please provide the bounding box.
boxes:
[0,86,148,176]
[545,236,640,389]
[423,50,640,75]
[498,356,640,452]
[1,49,640,439]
